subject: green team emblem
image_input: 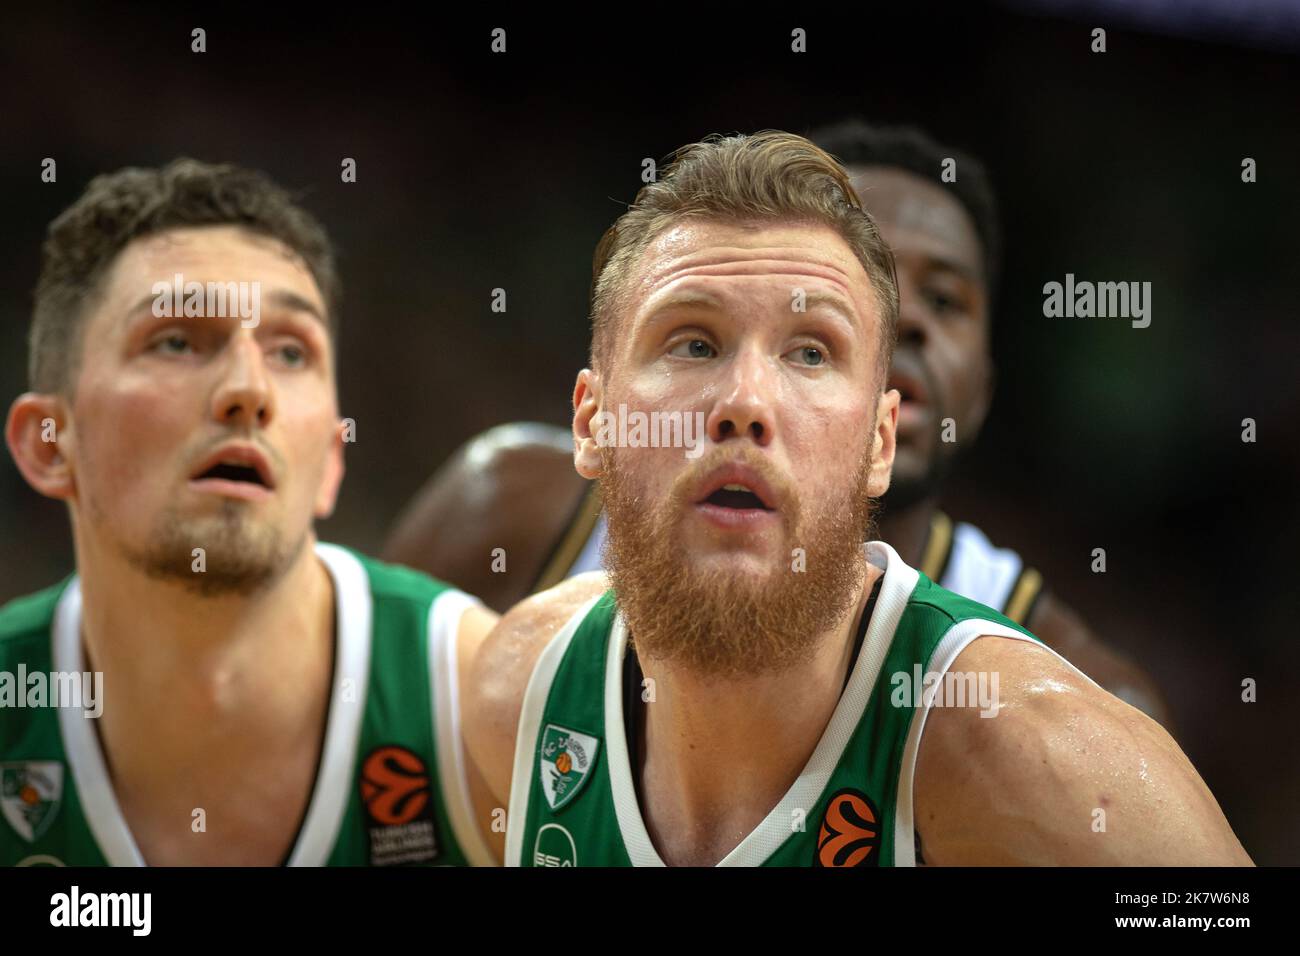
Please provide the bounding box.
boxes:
[539,724,599,811]
[1,762,64,843]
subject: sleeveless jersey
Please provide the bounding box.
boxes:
[535,486,1043,625]
[507,540,1093,867]
[0,543,494,867]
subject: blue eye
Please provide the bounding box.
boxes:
[671,339,716,359]
[155,333,192,355]
[795,346,824,366]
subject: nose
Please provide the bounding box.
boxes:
[896,283,929,349]
[211,333,274,428]
[705,345,776,448]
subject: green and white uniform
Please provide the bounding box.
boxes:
[0,543,494,867]
[507,540,1095,867]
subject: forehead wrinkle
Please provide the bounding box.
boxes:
[648,242,859,279]
[640,253,866,316]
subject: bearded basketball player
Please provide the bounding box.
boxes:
[382,121,1169,726]
[460,131,1249,866]
[0,160,496,866]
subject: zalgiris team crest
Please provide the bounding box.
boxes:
[539,724,599,811]
[1,762,63,843]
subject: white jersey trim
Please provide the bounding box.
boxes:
[602,540,919,867]
[53,541,373,867]
[53,581,141,867]
[503,593,605,867]
[892,620,1103,867]
[428,589,496,867]
[288,543,372,866]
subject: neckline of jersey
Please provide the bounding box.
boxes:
[604,540,918,867]
[50,542,371,866]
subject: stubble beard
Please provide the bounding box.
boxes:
[105,496,303,597]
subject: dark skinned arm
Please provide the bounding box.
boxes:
[382,423,589,614]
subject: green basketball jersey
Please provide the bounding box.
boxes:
[0,543,494,867]
[506,540,1078,867]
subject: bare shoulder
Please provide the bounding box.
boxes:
[1027,590,1173,728]
[462,571,610,806]
[914,634,1252,865]
[381,423,589,612]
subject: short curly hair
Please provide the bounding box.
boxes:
[807,119,1001,295]
[30,158,340,394]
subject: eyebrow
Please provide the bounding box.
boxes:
[919,255,983,284]
[643,290,723,316]
[266,290,328,325]
[124,287,328,325]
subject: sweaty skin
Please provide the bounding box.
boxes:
[458,218,1249,866]
[914,637,1251,865]
[382,169,1172,728]
[469,579,1252,865]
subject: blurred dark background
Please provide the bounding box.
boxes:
[1,3,1296,862]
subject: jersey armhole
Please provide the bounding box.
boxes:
[429,589,498,867]
[892,620,1102,866]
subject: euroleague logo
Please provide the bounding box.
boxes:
[814,788,881,867]
[361,745,430,826]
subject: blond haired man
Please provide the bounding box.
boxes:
[462,132,1250,867]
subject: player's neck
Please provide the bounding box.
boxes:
[878,495,940,567]
[72,534,334,776]
[635,563,879,866]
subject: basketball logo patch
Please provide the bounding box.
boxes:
[359,745,440,865]
[1,762,63,843]
[539,724,600,812]
[815,788,881,867]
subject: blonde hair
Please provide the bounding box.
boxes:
[589,130,898,382]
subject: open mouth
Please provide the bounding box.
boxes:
[693,466,781,530]
[189,444,275,496]
[888,372,928,407]
[195,461,268,487]
[703,483,773,511]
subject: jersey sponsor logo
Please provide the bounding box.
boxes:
[1,761,63,843]
[815,788,881,867]
[539,724,600,811]
[359,745,440,865]
[533,823,577,867]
